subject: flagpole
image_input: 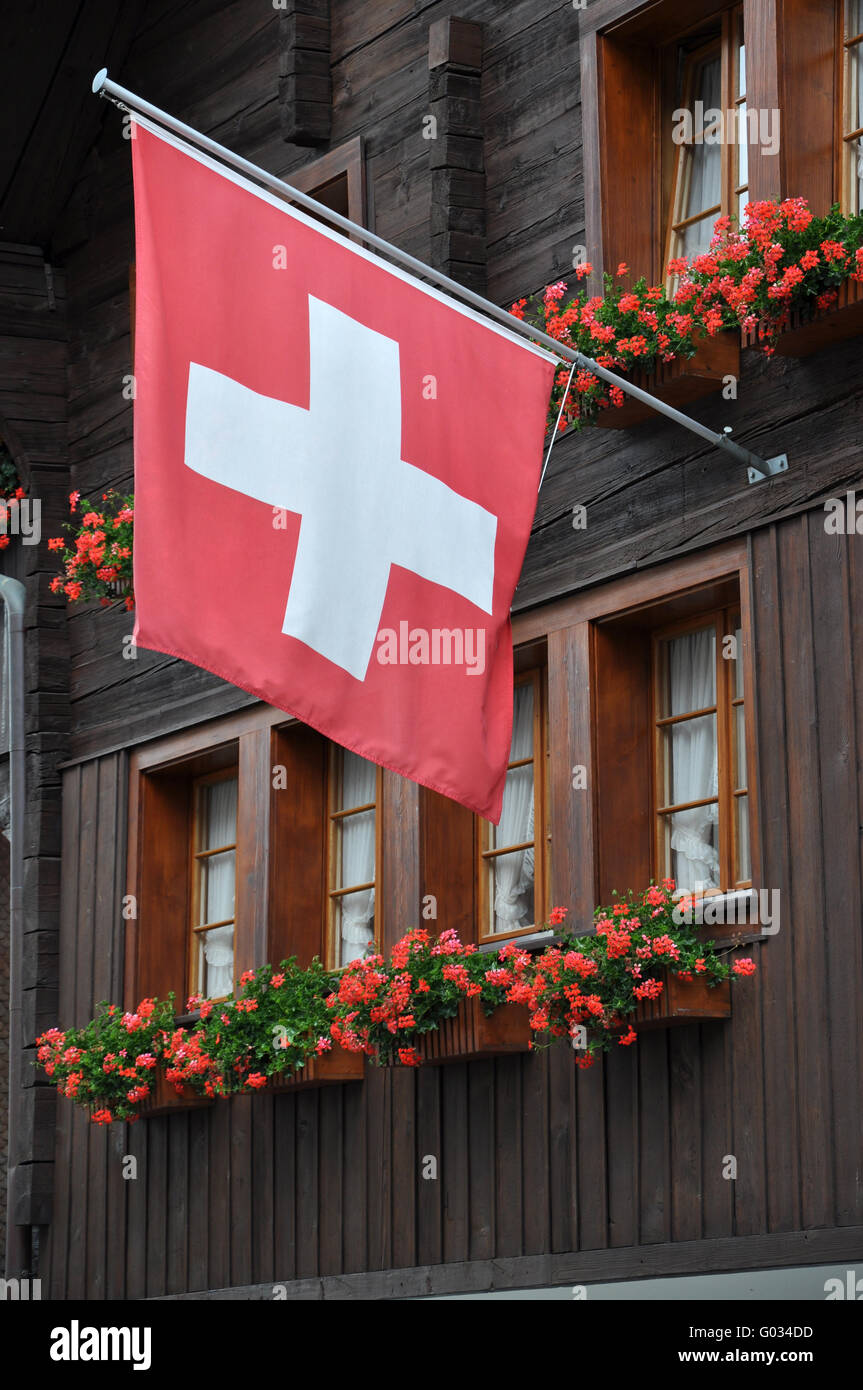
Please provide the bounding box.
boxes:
[91,68,787,485]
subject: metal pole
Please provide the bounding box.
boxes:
[91,69,787,483]
[1,576,26,1279]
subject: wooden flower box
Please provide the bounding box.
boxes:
[139,1069,213,1118]
[742,278,863,358]
[387,998,531,1065]
[266,1045,364,1091]
[630,972,731,1031]
[594,330,739,429]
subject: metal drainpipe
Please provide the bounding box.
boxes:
[0,575,26,1278]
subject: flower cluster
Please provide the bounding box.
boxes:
[524,881,755,1068]
[173,958,340,1097]
[48,489,135,608]
[516,199,863,430]
[513,262,704,431]
[0,486,28,550]
[38,886,759,1119]
[680,199,863,355]
[325,926,524,1065]
[35,996,176,1123]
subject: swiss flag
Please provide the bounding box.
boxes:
[130,120,554,820]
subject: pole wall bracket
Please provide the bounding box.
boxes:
[747,453,789,485]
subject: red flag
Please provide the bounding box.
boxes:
[130,120,554,820]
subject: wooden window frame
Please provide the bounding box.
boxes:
[650,603,751,895]
[476,665,550,944]
[283,135,366,231]
[580,0,785,286]
[511,539,758,928]
[188,766,239,1002]
[125,702,379,1016]
[325,748,384,969]
[840,0,863,212]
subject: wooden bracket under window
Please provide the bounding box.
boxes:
[278,0,332,147]
[427,17,487,294]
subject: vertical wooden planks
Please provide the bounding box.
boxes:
[606,1044,639,1249]
[442,1062,470,1262]
[187,1107,210,1291]
[521,1051,550,1255]
[295,1090,319,1278]
[548,1043,577,1253]
[748,525,800,1233]
[252,1094,275,1286]
[636,1034,669,1251]
[467,1059,495,1260]
[493,1056,522,1257]
[46,764,80,1298]
[365,1065,392,1271]
[229,1094,253,1288]
[272,1093,297,1285]
[810,517,863,1227]
[780,516,834,1229]
[318,1086,344,1276]
[668,1026,702,1243]
[390,1068,416,1270]
[342,1072,368,1273]
[415,1065,442,1267]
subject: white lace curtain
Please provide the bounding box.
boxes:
[338,752,377,966]
[200,777,237,998]
[668,629,719,892]
[492,683,535,934]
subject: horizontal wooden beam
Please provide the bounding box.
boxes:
[155,1222,863,1300]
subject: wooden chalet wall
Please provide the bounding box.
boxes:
[36,0,863,1295]
[47,509,863,1297]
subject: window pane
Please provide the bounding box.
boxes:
[197,923,234,999]
[491,762,534,853]
[660,626,716,717]
[661,808,720,892]
[331,750,377,966]
[334,887,375,967]
[662,713,718,804]
[198,776,237,851]
[737,39,746,97]
[336,749,376,812]
[198,849,236,926]
[737,107,749,190]
[678,213,719,261]
[489,848,535,935]
[849,0,863,38]
[684,56,722,216]
[735,796,751,883]
[338,807,375,890]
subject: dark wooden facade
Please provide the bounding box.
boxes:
[1,0,861,1297]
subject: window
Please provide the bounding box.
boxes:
[653,607,750,894]
[189,770,238,999]
[284,136,365,230]
[665,9,746,278]
[477,668,548,940]
[127,706,386,1025]
[842,0,863,213]
[590,568,756,909]
[327,748,381,967]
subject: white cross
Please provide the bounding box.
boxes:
[184,295,497,680]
